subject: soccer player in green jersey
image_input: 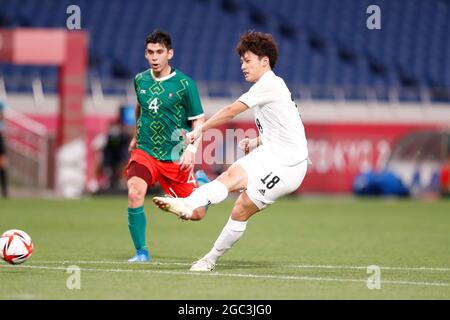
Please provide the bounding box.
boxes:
[124,30,209,262]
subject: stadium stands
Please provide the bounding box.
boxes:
[0,0,449,101]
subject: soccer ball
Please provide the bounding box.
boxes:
[0,229,34,265]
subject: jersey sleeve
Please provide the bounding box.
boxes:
[134,72,146,98]
[133,73,140,96]
[184,79,204,120]
[238,78,275,108]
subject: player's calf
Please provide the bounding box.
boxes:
[190,207,207,221]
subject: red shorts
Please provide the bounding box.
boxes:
[125,149,198,197]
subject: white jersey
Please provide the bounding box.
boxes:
[238,70,308,166]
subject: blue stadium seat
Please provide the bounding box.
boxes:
[0,0,448,101]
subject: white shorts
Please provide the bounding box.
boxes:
[234,146,308,209]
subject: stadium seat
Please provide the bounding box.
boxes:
[0,0,448,101]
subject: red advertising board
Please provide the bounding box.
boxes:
[300,123,439,193]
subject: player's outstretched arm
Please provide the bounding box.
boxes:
[187,101,248,143]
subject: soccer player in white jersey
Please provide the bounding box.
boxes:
[153,31,309,271]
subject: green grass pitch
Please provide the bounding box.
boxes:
[0,196,449,299]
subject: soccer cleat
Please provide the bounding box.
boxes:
[153,196,194,220]
[128,249,150,263]
[195,170,210,186]
[190,257,216,272]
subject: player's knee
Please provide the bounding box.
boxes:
[127,181,146,207]
[217,167,247,191]
[128,190,144,207]
[216,170,231,182]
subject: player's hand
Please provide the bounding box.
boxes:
[238,137,258,155]
[128,137,137,152]
[186,127,202,144]
[179,148,195,172]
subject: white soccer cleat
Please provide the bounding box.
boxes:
[152,196,194,220]
[189,257,216,272]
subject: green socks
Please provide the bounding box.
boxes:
[128,206,147,251]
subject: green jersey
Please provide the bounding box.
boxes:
[134,68,204,162]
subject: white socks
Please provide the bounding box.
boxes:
[204,218,247,264]
[185,180,229,209]
[185,181,246,264]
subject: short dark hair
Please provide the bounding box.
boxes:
[145,29,172,50]
[236,31,278,69]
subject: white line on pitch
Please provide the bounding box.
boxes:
[0,264,448,287]
[30,260,450,272]
[286,264,450,272]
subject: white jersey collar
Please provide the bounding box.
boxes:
[257,70,275,82]
[151,68,177,81]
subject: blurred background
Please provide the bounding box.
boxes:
[0,0,449,199]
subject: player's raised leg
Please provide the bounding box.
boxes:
[153,163,248,219]
[190,191,260,271]
[126,163,151,262]
[189,169,211,220]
